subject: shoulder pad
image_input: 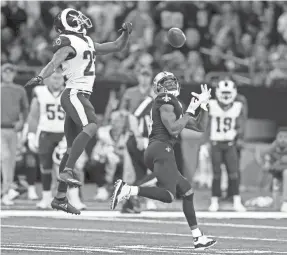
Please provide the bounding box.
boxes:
[32,86,44,98]
[52,35,72,53]
[156,93,178,106]
[52,36,76,60]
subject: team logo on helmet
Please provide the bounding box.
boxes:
[215,79,237,105]
[54,8,92,34]
[153,71,180,97]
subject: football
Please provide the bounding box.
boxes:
[167,28,186,48]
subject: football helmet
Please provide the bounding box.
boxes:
[54,8,92,34]
[215,79,237,105]
[153,71,180,97]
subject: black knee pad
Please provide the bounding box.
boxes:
[83,123,97,137]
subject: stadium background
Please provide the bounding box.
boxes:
[2,0,287,196]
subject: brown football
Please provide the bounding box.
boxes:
[167,28,186,48]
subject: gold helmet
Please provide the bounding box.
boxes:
[153,71,180,97]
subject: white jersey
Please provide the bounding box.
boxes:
[34,86,65,133]
[52,34,96,92]
[209,99,243,141]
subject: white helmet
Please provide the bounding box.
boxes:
[153,71,180,97]
[215,79,237,105]
[54,8,92,34]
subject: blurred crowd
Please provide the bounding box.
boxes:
[2,1,287,86]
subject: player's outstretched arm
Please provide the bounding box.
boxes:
[160,104,194,137]
[94,23,132,56]
[25,46,74,87]
[185,107,209,132]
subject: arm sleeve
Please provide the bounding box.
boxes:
[20,87,30,122]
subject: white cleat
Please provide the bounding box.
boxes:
[7,189,20,200]
[208,202,219,212]
[280,202,287,212]
[93,187,109,201]
[146,199,157,210]
[36,199,52,209]
[28,187,39,200]
[111,179,131,210]
[2,195,15,206]
[194,234,217,250]
[233,202,247,212]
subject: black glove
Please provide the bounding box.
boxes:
[118,22,133,34]
[25,76,43,87]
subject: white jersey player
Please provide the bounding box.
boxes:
[27,70,65,209]
[25,8,132,214]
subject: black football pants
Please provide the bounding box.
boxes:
[211,141,239,197]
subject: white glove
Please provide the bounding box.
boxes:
[186,97,201,115]
[191,84,211,111]
[27,133,38,153]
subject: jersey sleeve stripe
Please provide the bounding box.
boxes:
[69,89,89,126]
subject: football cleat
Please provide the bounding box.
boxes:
[111,179,131,210]
[58,169,82,187]
[281,202,287,212]
[208,202,219,212]
[51,197,81,215]
[194,234,217,250]
[36,199,52,209]
[233,202,247,212]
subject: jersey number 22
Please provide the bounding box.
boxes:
[83,50,96,76]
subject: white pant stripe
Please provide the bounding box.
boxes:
[69,89,89,126]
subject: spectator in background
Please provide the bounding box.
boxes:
[125,1,154,47]
[1,63,29,205]
[184,51,205,84]
[90,111,130,201]
[1,1,27,37]
[266,53,287,88]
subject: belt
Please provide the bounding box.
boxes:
[211,141,234,146]
[1,124,15,129]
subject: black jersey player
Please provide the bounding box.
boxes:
[111,71,216,250]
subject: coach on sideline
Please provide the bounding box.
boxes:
[1,63,29,205]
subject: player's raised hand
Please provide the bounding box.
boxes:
[186,97,201,115]
[24,76,43,87]
[118,22,133,34]
[191,84,211,111]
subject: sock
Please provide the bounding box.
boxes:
[191,228,202,238]
[26,166,37,186]
[233,195,241,205]
[182,194,198,230]
[130,186,139,196]
[57,153,69,194]
[211,196,219,204]
[41,171,52,191]
[42,190,52,200]
[138,187,173,203]
[65,132,91,170]
[212,178,221,197]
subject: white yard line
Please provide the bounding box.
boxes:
[1,244,123,253]
[1,210,287,219]
[2,224,287,243]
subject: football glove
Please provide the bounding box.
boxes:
[191,84,211,111]
[27,133,38,153]
[186,97,200,115]
[24,76,43,87]
[118,22,133,34]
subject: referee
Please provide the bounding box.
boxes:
[1,63,29,205]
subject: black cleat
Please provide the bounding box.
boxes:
[58,169,82,187]
[51,197,81,215]
[111,179,131,210]
[193,235,217,250]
